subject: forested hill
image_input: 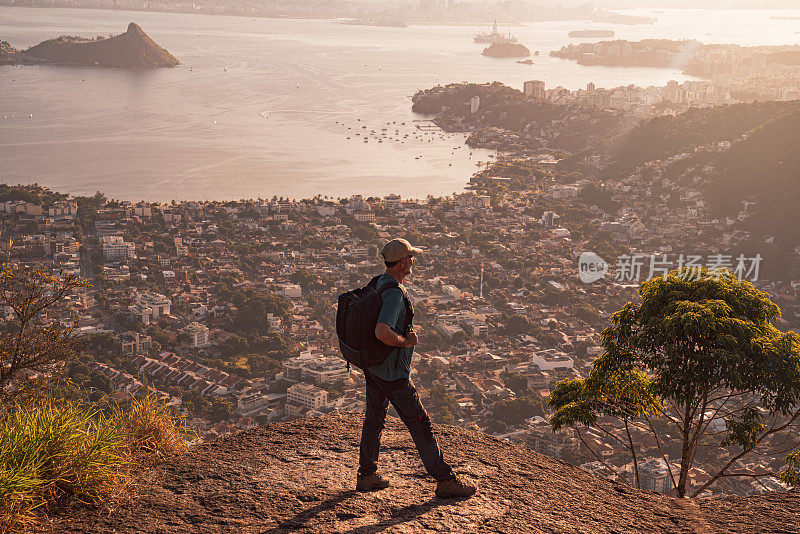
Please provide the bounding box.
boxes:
[701,106,800,241]
[604,100,800,279]
[604,100,800,178]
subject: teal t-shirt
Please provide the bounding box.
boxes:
[369,274,413,381]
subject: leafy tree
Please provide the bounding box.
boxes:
[80,332,117,354]
[493,393,545,427]
[504,314,534,335]
[550,269,800,497]
[501,372,528,395]
[0,266,86,394]
[245,353,282,377]
[290,268,319,291]
[427,383,458,421]
[231,290,290,335]
[782,451,800,487]
[550,368,658,489]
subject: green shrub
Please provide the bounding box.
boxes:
[0,399,127,532]
[0,396,188,533]
[113,396,189,462]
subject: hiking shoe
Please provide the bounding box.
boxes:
[435,476,477,498]
[356,472,390,491]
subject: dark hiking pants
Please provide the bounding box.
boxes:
[358,370,454,482]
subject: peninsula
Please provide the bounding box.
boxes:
[2,22,179,67]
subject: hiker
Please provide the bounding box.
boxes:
[356,238,477,499]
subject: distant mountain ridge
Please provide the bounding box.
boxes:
[33,413,800,533]
[5,22,178,67]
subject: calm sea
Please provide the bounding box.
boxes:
[1,7,799,201]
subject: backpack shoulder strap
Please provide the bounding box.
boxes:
[374,276,413,327]
[377,281,399,294]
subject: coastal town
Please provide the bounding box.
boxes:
[5,1,800,529]
[5,12,800,501]
[2,107,798,497]
[551,39,800,109]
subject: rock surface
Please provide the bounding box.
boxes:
[19,22,179,67]
[35,413,799,533]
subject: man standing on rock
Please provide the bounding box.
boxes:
[356,238,477,499]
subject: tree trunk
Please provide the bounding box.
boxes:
[625,418,640,489]
[678,402,693,497]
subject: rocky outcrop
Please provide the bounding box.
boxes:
[21,22,179,67]
[0,40,43,65]
[483,42,531,58]
[34,413,799,533]
[0,40,19,63]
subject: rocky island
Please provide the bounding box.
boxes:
[482,42,530,58]
[2,22,179,67]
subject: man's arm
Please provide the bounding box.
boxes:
[375,323,417,348]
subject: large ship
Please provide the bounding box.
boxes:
[474,20,517,44]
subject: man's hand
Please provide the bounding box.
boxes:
[376,323,418,348]
[403,331,418,348]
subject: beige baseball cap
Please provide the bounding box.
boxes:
[381,238,422,262]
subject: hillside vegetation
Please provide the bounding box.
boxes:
[701,107,800,269]
[604,100,800,178]
[605,100,800,278]
[1,396,188,533]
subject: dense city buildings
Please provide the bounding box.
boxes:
[3,158,796,497]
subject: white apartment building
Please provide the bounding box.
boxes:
[530,349,574,372]
[279,283,302,298]
[354,211,376,222]
[182,322,210,347]
[463,321,489,337]
[384,194,402,210]
[287,383,328,410]
[550,185,579,199]
[635,458,672,494]
[527,426,579,460]
[524,79,546,99]
[1,201,43,215]
[301,357,349,386]
[118,331,153,355]
[102,236,136,261]
[266,313,282,332]
[349,195,367,210]
[49,200,78,217]
[133,203,152,218]
[128,291,171,325]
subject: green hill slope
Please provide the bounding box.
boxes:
[604,100,800,178]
